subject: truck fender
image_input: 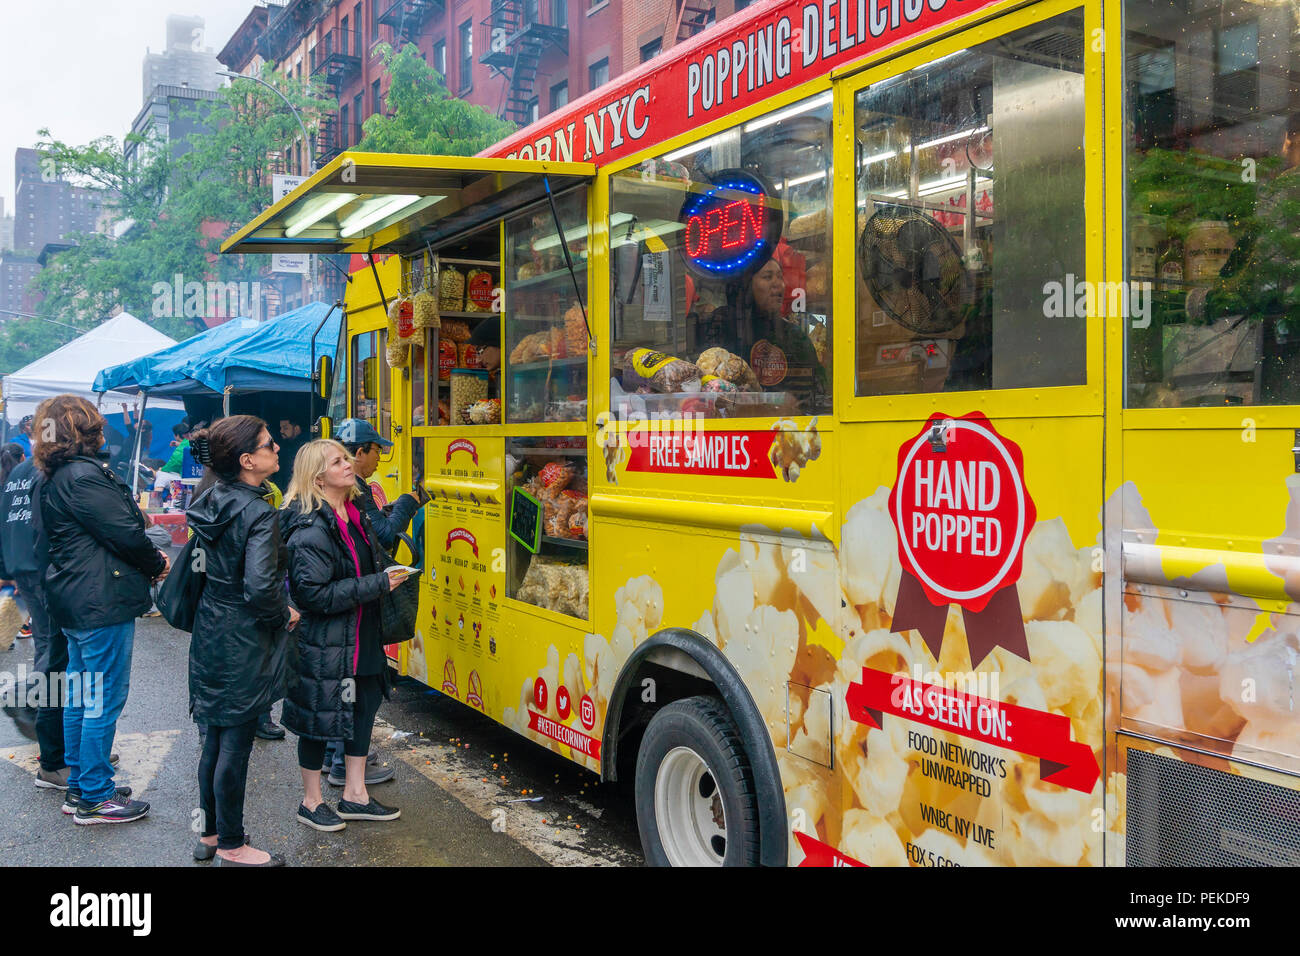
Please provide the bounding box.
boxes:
[601,627,788,867]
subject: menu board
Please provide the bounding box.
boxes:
[509,486,542,553]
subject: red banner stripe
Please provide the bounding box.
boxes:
[624,429,777,478]
[795,831,867,867]
[527,710,602,760]
[846,668,1100,794]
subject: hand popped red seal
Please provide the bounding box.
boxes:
[887,412,1036,665]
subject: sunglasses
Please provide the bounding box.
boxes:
[253,438,278,453]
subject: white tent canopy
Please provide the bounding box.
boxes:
[2,312,185,423]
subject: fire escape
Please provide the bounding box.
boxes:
[662,0,714,49]
[479,0,568,126]
[377,0,444,45]
[312,27,362,166]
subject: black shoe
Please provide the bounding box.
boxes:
[255,721,286,740]
[17,622,31,639]
[194,833,250,861]
[336,797,400,821]
[63,785,131,815]
[296,801,346,832]
[327,763,395,787]
[213,852,286,867]
[367,750,378,766]
[2,701,37,741]
[74,796,150,825]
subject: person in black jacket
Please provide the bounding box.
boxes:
[0,448,69,789]
[280,439,417,831]
[34,395,168,825]
[324,418,423,785]
[334,418,421,551]
[186,415,295,866]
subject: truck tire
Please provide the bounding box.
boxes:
[634,695,761,866]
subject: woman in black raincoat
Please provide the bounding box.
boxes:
[187,415,296,866]
[280,438,416,833]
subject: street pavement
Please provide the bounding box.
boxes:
[0,617,643,867]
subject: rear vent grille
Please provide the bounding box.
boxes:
[1126,748,1300,866]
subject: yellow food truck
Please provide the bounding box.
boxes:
[224,0,1300,866]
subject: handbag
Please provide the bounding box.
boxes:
[156,535,205,632]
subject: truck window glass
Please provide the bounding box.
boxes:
[609,93,833,420]
[351,329,391,439]
[1126,0,1300,407]
[854,13,1086,396]
[503,188,589,424]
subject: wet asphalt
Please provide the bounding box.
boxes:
[0,617,643,868]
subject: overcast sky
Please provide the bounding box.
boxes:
[0,1,251,212]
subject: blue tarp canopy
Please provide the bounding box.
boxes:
[94,303,341,397]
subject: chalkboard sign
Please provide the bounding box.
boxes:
[509,486,542,554]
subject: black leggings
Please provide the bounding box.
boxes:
[197,717,259,850]
[297,674,383,770]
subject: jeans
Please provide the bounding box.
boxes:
[197,717,258,850]
[16,571,66,772]
[64,620,135,803]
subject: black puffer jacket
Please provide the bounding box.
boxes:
[186,480,290,727]
[279,501,418,742]
[40,454,166,629]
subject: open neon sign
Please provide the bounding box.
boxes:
[679,171,781,278]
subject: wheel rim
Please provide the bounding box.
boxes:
[653,746,727,866]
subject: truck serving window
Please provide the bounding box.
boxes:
[1126,0,1300,407]
[609,92,833,419]
[854,13,1086,396]
[351,329,391,440]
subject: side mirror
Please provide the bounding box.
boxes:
[315,416,332,439]
[316,355,333,401]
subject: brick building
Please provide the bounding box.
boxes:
[212,0,755,307]
[217,0,759,176]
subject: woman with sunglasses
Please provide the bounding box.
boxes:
[186,416,298,866]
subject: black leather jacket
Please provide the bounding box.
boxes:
[186,480,289,726]
[40,454,165,629]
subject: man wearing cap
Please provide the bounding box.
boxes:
[335,418,422,551]
[320,418,423,787]
[467,315,502,386]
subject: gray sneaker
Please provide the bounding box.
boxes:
[63,785,131,815]
[327,762,394,787]
[35,766,71,790]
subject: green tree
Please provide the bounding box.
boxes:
[359,43,515,156]
[0,68,334,373]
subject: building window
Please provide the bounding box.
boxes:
[354,3,363,51]
[340,16,349,54]
[433,39,446,77]
[340,104,349,149]
[588,57,608,91]
[459,20,473,91]
[527,98,539,123]
[550,80,568,111]
[640,38,661,63]
[371,0,380,41]
[552,0,567,27]
[353,93,364,142]
[372,79,383,114]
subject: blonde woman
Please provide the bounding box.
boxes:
[279,440,417,831]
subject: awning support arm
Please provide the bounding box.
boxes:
[323,256,352,283]
[543,175,594,355]
[368,253,391,317]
